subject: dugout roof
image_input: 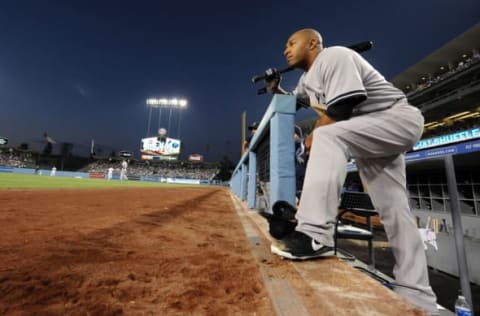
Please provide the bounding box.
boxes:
[392,22,480,89]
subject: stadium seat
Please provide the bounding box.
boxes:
[334,191,378,268]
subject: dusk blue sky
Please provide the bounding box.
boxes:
[1,1,479,161]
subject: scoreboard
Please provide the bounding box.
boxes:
[140,136,181,160]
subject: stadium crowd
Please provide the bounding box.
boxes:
[405,50,480,96]
[87,159,220,180]
[0,149,36,168]
[0,147,220,181]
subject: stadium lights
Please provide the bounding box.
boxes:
[424,121,439,128]
[146,98,188,109]
[427,122,446,129]
[444,111,471,121]
[453,112,480,121]
[145,97,189,139]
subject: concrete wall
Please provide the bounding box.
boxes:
[414,209,480,284]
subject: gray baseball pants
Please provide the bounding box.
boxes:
[296,101,438,314]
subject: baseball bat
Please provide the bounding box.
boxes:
[251,41,373,83]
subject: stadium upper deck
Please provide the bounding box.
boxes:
[391,23,480,123]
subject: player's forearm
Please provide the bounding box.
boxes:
[316,113,336,126]
[270,86,289,95]
[307,114,336,145]
[304,112,336,154]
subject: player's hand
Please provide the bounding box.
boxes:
[304,107,336,156]
[310,100,327,115]
[264,68,281,94]
[305,133,313,155]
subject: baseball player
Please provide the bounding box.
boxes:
[266,29,438,314]
[120,160,128,181]
[244,121,258,151]
[107,166,113,180]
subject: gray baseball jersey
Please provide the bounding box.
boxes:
[290,46,438,313]
[293,46,406,115]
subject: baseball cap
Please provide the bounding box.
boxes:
[248,121,259,130]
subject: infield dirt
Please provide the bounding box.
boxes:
[0,187,274,315]
[0,186,431,316]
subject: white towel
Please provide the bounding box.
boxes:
[419,228,438,251]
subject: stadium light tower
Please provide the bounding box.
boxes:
[177,99,188,139]
[145,98,188,138]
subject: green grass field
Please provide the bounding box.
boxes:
[0,173,185,189]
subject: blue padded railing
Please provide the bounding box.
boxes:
[230,94,297,209]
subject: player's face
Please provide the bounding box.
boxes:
[284,32,310,69]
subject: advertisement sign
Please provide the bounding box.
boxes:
[89,172,105,179]
[347,139,480,171]
[140,136,181,160]
[189,154,204,162]
[0,137,8,145]
[412,128,480,151]
[406,139,480,162]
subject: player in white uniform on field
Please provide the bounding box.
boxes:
[107,167,113,180]
[267,29,438,314]
[120,160,128,181]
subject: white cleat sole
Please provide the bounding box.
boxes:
[270,244,334,260]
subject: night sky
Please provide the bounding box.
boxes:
[1,1,479,161]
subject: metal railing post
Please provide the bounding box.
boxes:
[248,151,257,208]
[240,163,248,201]
[444,155,473,309]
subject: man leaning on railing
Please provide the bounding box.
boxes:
[263,28,438,315]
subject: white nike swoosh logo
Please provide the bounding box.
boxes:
[311,239,323,251]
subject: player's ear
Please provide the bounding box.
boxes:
[309,38,318,50]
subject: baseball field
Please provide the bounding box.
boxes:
[0,173,428,315]
[0,173,274,315]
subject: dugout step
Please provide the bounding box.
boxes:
[231,194,453,316]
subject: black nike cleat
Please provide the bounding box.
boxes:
[271,230,334,260]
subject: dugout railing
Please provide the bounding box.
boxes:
[230,94,297,210]
[230,94,475,309]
